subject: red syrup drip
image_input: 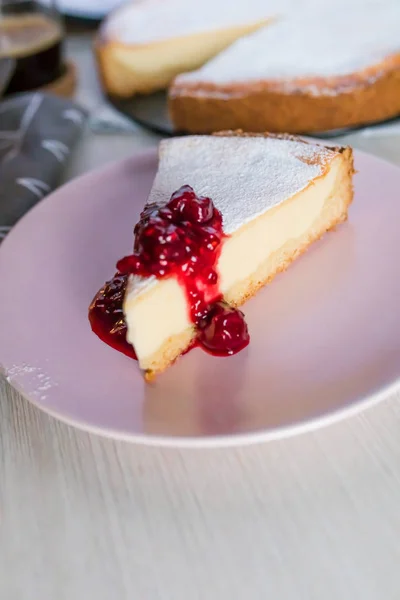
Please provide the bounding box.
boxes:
[89,185,249,359]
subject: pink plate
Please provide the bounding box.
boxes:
[1,149,400,446]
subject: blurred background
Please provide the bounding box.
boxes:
[1,0,399,137]
[0,0,399,190]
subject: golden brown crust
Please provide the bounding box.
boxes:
[169,56,400,133]
[143,327,195,381]
[141,146,354,379]
[142,327,195,378]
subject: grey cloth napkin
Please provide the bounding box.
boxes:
[0,92,87,241]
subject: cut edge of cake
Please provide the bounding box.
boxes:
[95,19,271,98]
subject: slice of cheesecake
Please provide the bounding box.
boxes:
[116,132,353,379]
[95,0,272,97]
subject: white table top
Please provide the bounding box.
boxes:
[2,31,400,600]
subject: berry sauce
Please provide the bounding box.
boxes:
[89,185,249,359]
[89,274,136,360]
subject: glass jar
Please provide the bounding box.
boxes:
[0,0,65,96]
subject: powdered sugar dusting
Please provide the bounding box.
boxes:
[103,0,276,45]
[176,2,400,88]
[127,134,337,299]
[150,135,333,233]
[104,0,399,87]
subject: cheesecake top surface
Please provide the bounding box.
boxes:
[102,0,283,45]
[174,2,400,88]
[126,133,340,301]
[149,134,337,235]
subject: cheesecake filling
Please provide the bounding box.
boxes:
[125,157,341,361]
[89,184,249,363]
[219,158,340,292]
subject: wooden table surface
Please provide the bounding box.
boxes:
[1,30,400,600]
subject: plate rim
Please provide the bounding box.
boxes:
[2,364,398,447]
[1,147,400,447]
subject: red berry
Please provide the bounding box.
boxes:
[167,186,214,224]
[198,302,250,356]
[116,254,142,274]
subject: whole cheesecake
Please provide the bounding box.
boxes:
[89,132,354,380]
[97,0,400,133]
[169,4,400,134]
